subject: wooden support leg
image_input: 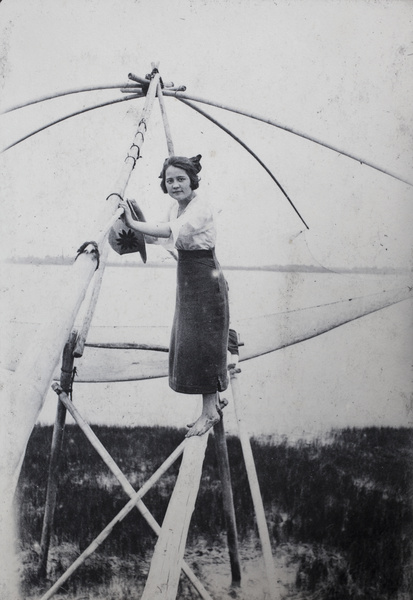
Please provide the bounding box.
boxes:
[54,389,213,600]
[141,434,210,600]
[39,435,189,600]
[38,331,76,579]
[230,366,279,600]
[213,416,241,585]
[37,400,67,579]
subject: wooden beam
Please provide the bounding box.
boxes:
[230,367,279,600]
[38,331,77,578]
[39,433,187,600]
[73,243,110,357]
[141,434,210,600]
[213,416,241,584]
[157,82,175,156]
[55,390,213,600]
[3,248,99,485]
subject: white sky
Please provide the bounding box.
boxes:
[1,0,412,270]
[0,0,412,434]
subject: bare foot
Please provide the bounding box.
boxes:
[185,397,228,438]
[185,413,221,438]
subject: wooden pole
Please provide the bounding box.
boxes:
[3,248,99,484]
[157,83,175,156]
[37,400,67,579]
[230,367,279,600]
[38,331,77,578]
[53,389,213,600]
[128,72,151,86]
[141,434,210,600]
[39,437,188,600]
[213,416,241,584]
[2,65,161,495]
[73,243,110,357]
[110,66,160,203]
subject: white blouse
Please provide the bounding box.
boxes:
[158,193,217,251]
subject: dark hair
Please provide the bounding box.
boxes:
[159,154,202,193]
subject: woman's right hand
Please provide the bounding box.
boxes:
[119,198,133,226]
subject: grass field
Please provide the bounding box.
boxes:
[15,425,412,599]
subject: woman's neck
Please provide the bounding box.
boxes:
[177,191,196,212]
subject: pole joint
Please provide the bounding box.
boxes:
[75,241,100,270]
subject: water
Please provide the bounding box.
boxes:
[2,263,412,439]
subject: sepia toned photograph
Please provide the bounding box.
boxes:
[1,1,412,599]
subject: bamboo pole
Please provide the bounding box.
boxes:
[1,93,142,153]
[3,248,99,485]
[53,389,213,600]
[157,83,175,156]
[1,83,141,114]
[39,436,187,600]
[85,341,169,351]
[3,66,161,494]
[213,416,242,584]
[120,86,143,93]
[128,73,180,90]
[178,97,309,229]
[128,72,151,86]
[141,434,210,600]
[110,67,160,202]
[73,243,110,357]
[230,367,279,600]
[38,332,77,578]
[162,91,413,187]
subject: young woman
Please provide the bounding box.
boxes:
[119,154,229,437]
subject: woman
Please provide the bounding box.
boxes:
[119,154,229,437]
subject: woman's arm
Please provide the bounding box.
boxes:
[119,199,171,239]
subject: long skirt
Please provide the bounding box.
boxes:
[169,248,229,394]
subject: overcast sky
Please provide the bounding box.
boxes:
[1,0,412,435]
[1,0,412,270]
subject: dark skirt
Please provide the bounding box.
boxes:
[169,249,229,394]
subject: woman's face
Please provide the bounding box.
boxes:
[165,166,194,203]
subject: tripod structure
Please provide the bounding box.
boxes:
[8,63,278,600]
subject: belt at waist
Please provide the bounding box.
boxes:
[177,248,215,260]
